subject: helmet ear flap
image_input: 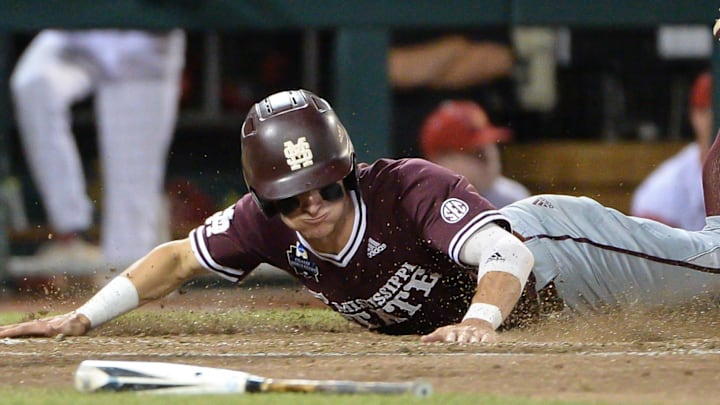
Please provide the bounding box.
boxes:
[342,154,359,192]
[250,189,277,218]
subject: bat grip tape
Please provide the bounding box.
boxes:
[76,276,140,329]
[244,376,265,393]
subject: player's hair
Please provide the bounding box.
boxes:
[241,89,357,217]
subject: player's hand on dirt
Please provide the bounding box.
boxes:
[420,319,498,343]
[0,312,91,338]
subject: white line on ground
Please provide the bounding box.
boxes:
[4,349,720,358]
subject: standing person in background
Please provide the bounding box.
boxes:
[10,29,186,281]
[419,100,530,208]
[389,33,518,157]
[631,71,712,230]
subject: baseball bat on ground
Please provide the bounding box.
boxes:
[74,360,432,397]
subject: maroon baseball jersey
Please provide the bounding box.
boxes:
[190,158,509,334]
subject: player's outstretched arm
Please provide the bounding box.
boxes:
[0,238,206,338]
[420,272,523,343]
[421,224,533,344]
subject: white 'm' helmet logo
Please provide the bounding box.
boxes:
[284,137,314,171]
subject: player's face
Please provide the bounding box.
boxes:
[277,182,352,244]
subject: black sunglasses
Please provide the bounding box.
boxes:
[274,182,345,216]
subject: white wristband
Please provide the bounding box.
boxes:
[462,303,503,330]
[76,276,140,329]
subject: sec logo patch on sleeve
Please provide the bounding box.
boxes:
[440,198,469,223]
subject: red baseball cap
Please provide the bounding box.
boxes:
[690,72,712,109]
[419,100,511,159]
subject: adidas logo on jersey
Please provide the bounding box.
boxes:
[486,252,506,264]
[532,197,554,208]
[367,238,387,258]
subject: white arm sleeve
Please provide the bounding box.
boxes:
[459,222,534,288]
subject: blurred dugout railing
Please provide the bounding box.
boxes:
[0,0,719,281]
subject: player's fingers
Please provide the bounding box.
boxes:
[459,327,491,343]
[480,331,498,344]
[455,329,474,343]
[0,320,55,338]
[421,325,495,343]
[420,327,453,343]
[0,322,31,337]
[419,330,442,343]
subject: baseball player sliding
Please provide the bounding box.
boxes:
[10,29,185,270]
[2,89,720,344]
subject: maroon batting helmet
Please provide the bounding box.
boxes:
[241,89,357,216]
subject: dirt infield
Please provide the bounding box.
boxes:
[2,285,720,404]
